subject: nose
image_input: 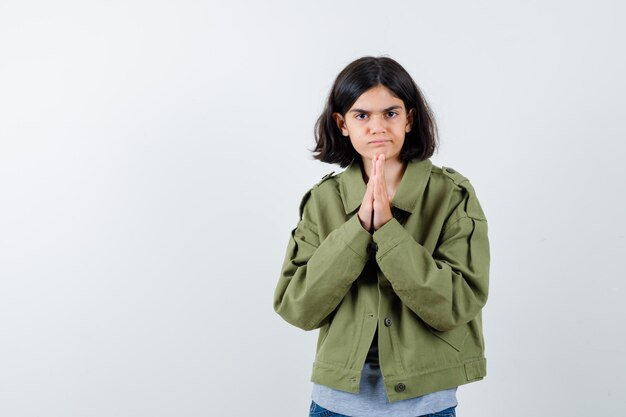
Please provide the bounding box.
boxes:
[369,114,387,134]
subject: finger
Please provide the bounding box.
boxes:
[372,180,377,211]
[373,171,381,200]
[377,159,388,202]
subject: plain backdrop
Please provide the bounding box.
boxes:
[1,1,625,416]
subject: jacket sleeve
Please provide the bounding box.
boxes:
[273,187,372,331]
[372,180,490,332]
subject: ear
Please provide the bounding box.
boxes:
[332,112,350,137]
[405,108,416,133]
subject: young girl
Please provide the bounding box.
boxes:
[273,56,490,417]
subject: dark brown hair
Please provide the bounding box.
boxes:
[311,56,439,168]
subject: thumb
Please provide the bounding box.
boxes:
[365,172,375,197]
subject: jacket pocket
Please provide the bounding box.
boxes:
[428,325,469,352]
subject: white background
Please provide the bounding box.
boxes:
[1,1,625,416]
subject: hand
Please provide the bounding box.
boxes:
[357,155,377,232]
[373,153,393,231]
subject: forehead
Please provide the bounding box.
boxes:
[350,85,404,111]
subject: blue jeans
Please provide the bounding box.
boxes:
[309,400,456,417]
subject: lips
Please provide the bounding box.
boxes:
[370,140,390,144]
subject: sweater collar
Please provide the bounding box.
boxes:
[339,157,433,215]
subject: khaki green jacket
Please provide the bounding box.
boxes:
[273,157,490,402]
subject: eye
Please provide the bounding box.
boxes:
[387,111,398,118]
[355,113,368,120]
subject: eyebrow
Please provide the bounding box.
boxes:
[349,105,403,113]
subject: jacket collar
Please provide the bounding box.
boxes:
[339,157,433,214]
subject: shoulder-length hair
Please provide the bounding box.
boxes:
[311,56,439,168]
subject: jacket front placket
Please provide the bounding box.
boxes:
[337,158,433,392]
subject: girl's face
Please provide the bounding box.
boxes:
[333,84,415,165]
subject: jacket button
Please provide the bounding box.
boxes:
[395,383,406,392]
[445,167,456,173]
[384,318,393,327]
[371,243,378,252]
